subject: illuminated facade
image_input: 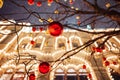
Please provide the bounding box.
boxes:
[0,20,120,80]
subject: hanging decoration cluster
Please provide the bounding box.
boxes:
[92,46,105,53]
[28,0,53,6]
[82,64,92,79]
[82,64,86,69]
[102,57,118,67]
[39,62,50,74]
[48,21,63,36]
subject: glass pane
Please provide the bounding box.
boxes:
[111,73,120,80]
[54,75,64,80]
[67,75,77,80]
[79,75,88,80]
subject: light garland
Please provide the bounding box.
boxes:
[50,56,97,80]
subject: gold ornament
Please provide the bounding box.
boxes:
[0,0,3,8]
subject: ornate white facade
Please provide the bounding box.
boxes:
[0,20,120,80]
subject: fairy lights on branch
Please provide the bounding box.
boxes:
[0,0,120,79]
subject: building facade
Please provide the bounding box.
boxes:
[0,21,120,80]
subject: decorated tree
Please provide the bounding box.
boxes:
[0,0,120,80]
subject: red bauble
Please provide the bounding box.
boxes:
[82,65,86,69]
[36,1,42,7]
[48,0,53,3]
[29,74,35,80]
[102,57,106,61]
[48,22,63,36]
[40,27,43,32]
[104,61,110,66]
[39,62,50,74]
[113,61,117,65]
[95,48,102,52]
[92,47,103,52]
[28,0,34,5]
[88,73,92,78]
[32,27,36,32]
[31,40,35,45]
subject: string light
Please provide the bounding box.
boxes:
[105,3,111,8]
[54,10,59,14]
[47,18,53,22]
[39,19,43,23]
[76,16,80,19]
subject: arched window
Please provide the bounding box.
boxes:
[32,36,45,50]
[69,36,83,49]
[79,69,88,80]
[66,68,77,80]
[54,68,65,80]
[55,36,68,50]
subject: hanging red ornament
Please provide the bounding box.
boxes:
[82,64,86,69]
[48,22,63,36]
[28,0,34,5]
[40,27,43,32]
[32,27,36,32]
[29,74,35,80]
[39,62,50,74]
[88,73,92,79]
[113,61,117,65]
[31,40,35,45]
[102,57,106,61]
[95,47,102,52]
[77,20,81,25]
[104,61,110,66]
[48,0,53,3]
[36,1,42,7]
[92,47,103,52]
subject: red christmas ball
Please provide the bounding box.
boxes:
[48,22,63,36]
[102,57,106,61]
[36,1,42,7]
[104,61,110,66]
[32,27,36,32]
[82,65,86,69]
[28,0,34,5]
[31,40,35,45]
[48,0,53,3]
[40,27,43,32]
[113,61,117,65]
[29,74,35,80]
[39,62,50,74]
[96,47,102,52]
[88,73,92,78]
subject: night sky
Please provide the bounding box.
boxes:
[0,0,118,29]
